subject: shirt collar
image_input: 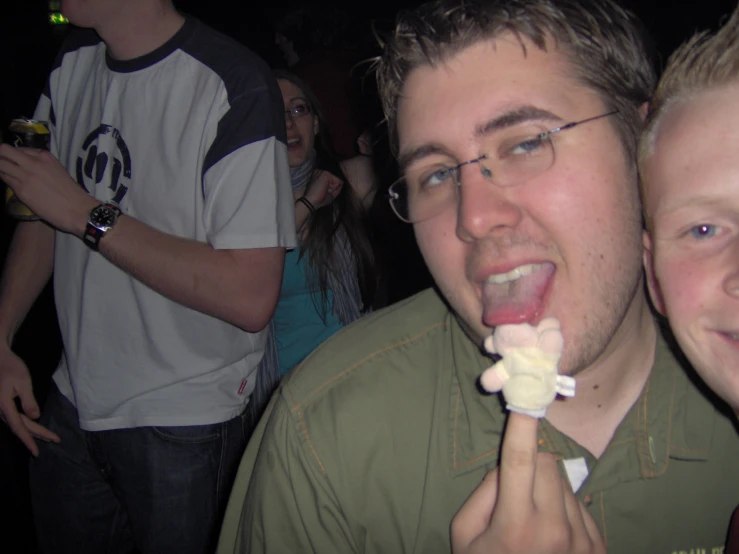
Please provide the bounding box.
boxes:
[448,317,717,483]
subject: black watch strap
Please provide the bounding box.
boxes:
[83,202,121,251]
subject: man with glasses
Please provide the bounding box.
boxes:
[218,0,739,552]
[388,111,618,224]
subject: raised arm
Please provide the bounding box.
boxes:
[339,154,377,210]
[294,169,344,234]
[0,145,288,332]
[97,214,285,333]
[451,413,605,554]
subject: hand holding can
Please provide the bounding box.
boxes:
[4,119,49,221]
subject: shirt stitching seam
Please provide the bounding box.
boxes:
[607,438,634,447]
[453,387,462,469]
[669,445,709,454]
[645,377,655,475]
[539,423,556,452]
[290,321,446,411]
[637,377,652,477]
[456,448,500,468]
[652,367,676,477]
[599,491,608,547]
[285,385,327,475]
[453,386,500,469]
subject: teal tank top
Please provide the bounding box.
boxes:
[274,248,344,375]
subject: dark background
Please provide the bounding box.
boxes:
[3,0,737,124]
[0,0,736,551]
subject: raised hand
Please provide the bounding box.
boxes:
[0,145,96,235]
[451,412,605,554]
[304,169,343,210]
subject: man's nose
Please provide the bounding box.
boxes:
[455,163,523,242]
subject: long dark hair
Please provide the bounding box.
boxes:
[275,70,376,314]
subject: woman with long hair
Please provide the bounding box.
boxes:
[270,70,376,378]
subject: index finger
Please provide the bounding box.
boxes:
[497,411,541,511]
[0,144,32,162]
[23,416,60,444]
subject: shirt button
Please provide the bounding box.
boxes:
[537,439,545,446]
[583,494,593,507]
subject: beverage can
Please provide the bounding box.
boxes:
[4,119,49,221]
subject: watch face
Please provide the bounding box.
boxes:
[90,206,117,228]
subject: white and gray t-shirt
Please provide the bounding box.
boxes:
[35,17,296,431]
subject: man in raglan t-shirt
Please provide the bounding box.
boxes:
[0,0,295,552]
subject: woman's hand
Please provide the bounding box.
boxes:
[304,169,343,210]
[294,169,344,235]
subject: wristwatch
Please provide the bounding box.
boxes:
[83,202,121,251]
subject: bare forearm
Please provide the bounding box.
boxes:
[95,215,285,332]
[295,200,312,233]
[0,148,286,331]
[0,221,55,345]
[340,157,377,210]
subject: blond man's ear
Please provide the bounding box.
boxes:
[642,230,666,316]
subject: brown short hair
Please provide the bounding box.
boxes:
[375,0,655,160]
[638,5,739,225]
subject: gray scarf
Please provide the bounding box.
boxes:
[290,149,316,193]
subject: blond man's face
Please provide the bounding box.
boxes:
[643,84,739,412]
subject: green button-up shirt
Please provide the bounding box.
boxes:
[219,289,739,554]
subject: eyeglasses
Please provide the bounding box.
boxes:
[285,103,312,119]
[388,111,618,223]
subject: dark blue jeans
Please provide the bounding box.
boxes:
[29,385,255,554]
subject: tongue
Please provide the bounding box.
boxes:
[482,262,555,327]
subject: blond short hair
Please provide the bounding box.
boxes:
[638,4,739,225]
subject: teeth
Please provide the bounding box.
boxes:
[288,138,300,145]
[486,263,542,285]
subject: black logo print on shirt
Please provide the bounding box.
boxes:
[75,124,131,204]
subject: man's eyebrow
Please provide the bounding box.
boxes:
[475,106,563,137]
[655,194,727,217]
[397,144,449,174]
[397,106,563,173]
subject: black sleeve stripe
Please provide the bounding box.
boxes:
[202,86,287,177]
[49,28,102,74]
[43,27,102,106]
[178,18,287,176]
[179,19,275,106]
